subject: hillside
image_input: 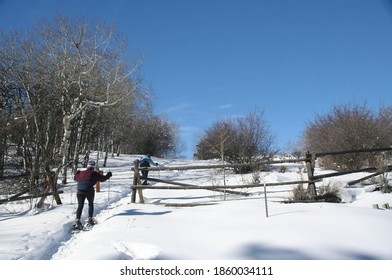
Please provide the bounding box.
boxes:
[1,154,391,261]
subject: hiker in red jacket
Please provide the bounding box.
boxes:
[72,160,112,229]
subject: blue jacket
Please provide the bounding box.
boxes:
[138,156,158,167]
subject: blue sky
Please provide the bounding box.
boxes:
[1,0,392,158]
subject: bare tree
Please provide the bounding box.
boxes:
[377,105,392,149]
[1,15,183,207]
[0,16,145,207]
[195,110,277,173]
[127,114,181,158]
[303,103,392,171]
[31,16,142,183]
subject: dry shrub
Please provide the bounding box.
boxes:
[291,184,311,201]
[304,103,392,171]
[290,181,342,203]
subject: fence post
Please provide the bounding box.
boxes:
[131,160,139,203]
[95,166,103,192]
[305,151,317,198]
[264,183,269,218]
[37,170,62,208]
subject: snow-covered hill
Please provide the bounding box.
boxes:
[1,154,391,261]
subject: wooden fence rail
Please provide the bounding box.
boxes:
[310,165,392,181]
[133,158,306,173]
[314,147,392,158]
[133,179,321,190]
[143,177,250,196]
[0,174,30,181]
[0,190,64,205]
[0,171,62,207]
[131,147,392,203]
[131,157,320,203]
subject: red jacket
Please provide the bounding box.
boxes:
[74,169,110,191]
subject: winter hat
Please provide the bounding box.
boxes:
[87,160,96,168]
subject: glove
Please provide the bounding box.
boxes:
[155,163,159,166]
[76,170,81,174]
[106,171,112,178]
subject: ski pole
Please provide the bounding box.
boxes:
[107,169,111,209]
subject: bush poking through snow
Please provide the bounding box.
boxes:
[375,154,392,193]
[290,184,311,201]
[379,178,392,194]
[314,181,342,203]
[290,181,342,203]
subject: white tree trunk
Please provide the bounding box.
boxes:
[72,108,86,174]
[61,116,71,184]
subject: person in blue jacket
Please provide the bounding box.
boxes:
[138,155,158,185]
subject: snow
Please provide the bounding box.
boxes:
[1,154,391,277]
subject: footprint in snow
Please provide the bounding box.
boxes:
[111,241,159,260]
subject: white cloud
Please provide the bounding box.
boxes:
[166,102,192,113]
[218,104,233,109]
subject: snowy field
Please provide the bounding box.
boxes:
[0,154,391,278]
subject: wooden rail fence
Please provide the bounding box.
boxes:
[1,147,390,206]
[131,147,392,203]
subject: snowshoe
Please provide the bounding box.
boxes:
[71,219,83,233]
[84,217,97,230]
[87,217,97,225]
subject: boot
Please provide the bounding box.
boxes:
[87,217,96,226]
[73,219,83,230]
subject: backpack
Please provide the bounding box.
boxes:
[139,160,150,168]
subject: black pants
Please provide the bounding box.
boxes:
[76,188,95,219]
[141,170,149,179]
